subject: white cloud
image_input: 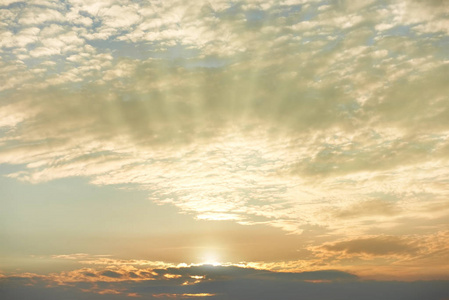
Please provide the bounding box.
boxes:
[100,4,141,29]
[0,0,448,244]
[66,10,93,27]
[0,0,20,5]
[18,7,64,25]
[0,30,14,48]
[15,27,41,47]
[29,46,61,57]
[375,23,394,31]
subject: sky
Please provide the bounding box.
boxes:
[0,0,449,299]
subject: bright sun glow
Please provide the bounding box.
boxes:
[201,253,222,266]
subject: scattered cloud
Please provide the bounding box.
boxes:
[0,0,448,238]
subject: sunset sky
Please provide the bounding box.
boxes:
[1,0,449,299]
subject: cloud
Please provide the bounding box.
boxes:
[321,236,419,256]
[331,199,400,219]
[18,7,65,25]
[299,232,449,280]
[1,265,448,300]
[99,4,141,29]
[1,264,359,294]
[52,253,90,260]
[101,271,123,278]
[1,55,447,235]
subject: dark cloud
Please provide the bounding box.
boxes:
[101,271,122,278]
[153,265,357,282]
[1,265,448,300]
[322,236,419,256]
[333,199,400,219]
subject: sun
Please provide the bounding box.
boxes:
[201,252,222,266]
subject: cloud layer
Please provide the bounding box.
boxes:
[1,0,449,282]
[2,265,449,300]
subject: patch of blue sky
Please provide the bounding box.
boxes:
[60,0,71,11]
[278,4,302,17]
[339,149,361,157]
[88,39,151,60]
[90,37,233,69]
[409,140,438,152]
[66,150,122,162]
[0,114,27,139]
[300,2,322,22]
[366,33,377,46]
[16,56,73,80]
[76,7,92,19]
[317,144,342,156]
[213,2,302,24]
[318,34,344,54]
[0,89,13,100]
[433,36,449,60]
[373,26,421,60]
[299,11,318,23]
[369,130,383,140]
[88,39,201,61]
[1,137,54,153]
[383,25,414,37]
[19,55,52,69]
[300,36,314,45]
[219,2,243,17]
[245,9,265,22]
[0,175,157,232]
[0,49,19,63]
[342,100,361,110]
[337,102,361,115]
[151,43,202,60]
